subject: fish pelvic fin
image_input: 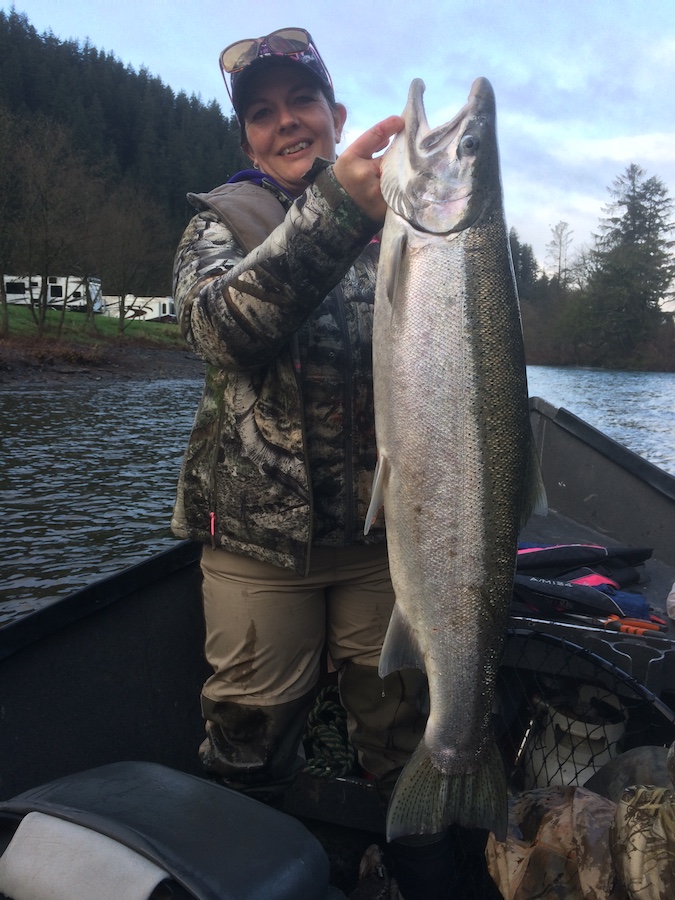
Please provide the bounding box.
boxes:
[364,453,389,535]
[385,740,508,843]
[378,604,425,677]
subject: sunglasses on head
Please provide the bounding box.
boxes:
[220,27,333,110]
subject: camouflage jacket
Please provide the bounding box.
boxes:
[171,164,386,574]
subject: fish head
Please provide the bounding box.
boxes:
[381,77,500,235]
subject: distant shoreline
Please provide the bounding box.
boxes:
[0,338,206,386]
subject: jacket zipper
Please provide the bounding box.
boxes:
[291,332,315,576]
[335,287,355,540]
[208,387,227,549]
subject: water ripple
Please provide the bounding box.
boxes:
[527,367,675,476]
[1,368,674,608]
[1,377,202,605]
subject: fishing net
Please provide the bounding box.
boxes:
[303,629,675,792]
[300,629,675,898]
[455,627,675,900]
[497,627,675,792]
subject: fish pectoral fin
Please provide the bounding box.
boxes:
[382,229,406,308]
[521,427,548,527]
[385,740,508,842]
[364,453,389,535]
[378,604,425,677]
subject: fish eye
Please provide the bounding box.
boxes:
[460,134,479,153]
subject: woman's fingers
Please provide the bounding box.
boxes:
[333,116,404,223]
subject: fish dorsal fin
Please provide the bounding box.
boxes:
[379,604,426,677]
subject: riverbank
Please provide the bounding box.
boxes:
[0,335,206,384]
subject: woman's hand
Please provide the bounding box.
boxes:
[333,115,404,224]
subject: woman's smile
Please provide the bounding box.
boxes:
[241,69,346,197]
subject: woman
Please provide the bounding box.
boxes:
[172,28,455,899]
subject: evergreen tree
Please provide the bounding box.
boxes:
[508,228,538,302]
[585,164,675,362]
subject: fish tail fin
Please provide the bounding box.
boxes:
[386,740,508,843]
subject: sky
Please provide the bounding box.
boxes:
[5,0,675,270]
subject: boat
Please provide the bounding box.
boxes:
[1,397,674,899]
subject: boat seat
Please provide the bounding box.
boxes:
[0,761,345,900]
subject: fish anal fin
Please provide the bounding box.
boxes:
[378,604,425,678]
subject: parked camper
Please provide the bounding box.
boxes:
[101,295,175,321]
[2,275,102,312]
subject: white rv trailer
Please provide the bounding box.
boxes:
[101,295,175,321]
[2,275,103,312]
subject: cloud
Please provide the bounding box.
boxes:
[10,0,675,270]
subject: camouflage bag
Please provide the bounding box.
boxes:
[486,786,626,899]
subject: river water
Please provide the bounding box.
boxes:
[1,367,674,608]
[526,366,675,477]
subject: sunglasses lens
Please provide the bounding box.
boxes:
[267,28,310,54]
[221,39,260,73]
[220,27,331,112]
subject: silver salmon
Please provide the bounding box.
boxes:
[365,77,546,841]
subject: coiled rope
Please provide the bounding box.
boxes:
[303,684,356,777]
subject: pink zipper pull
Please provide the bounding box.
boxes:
[209,511,216,548]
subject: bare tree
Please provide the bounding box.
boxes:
[0,103,16,337]
[567,244,595,293]
[546,221,574,283]
[95,180,173,333]
[10,114,106,336]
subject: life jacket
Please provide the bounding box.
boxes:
[513,543,653,620]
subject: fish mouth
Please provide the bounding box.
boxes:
[415,77,493,155]
[381,77,498,234]
[416,185,471,204]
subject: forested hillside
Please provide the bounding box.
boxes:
[0,9,246,299]
[1,9,673,368]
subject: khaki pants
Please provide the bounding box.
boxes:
[199,543,427,789]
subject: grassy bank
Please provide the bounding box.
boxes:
[0,305,203,380]
[4,305,186,348]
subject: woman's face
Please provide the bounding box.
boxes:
[242,68,347,197]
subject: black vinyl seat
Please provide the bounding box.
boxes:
[0,761,345,900]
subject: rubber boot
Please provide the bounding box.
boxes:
[448,825,503,900]
[199,690,316,804]
[387,828,503,900]
[338,661,428,791]
[385,833,457,900]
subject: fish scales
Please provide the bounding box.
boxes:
[366,77,545,841]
